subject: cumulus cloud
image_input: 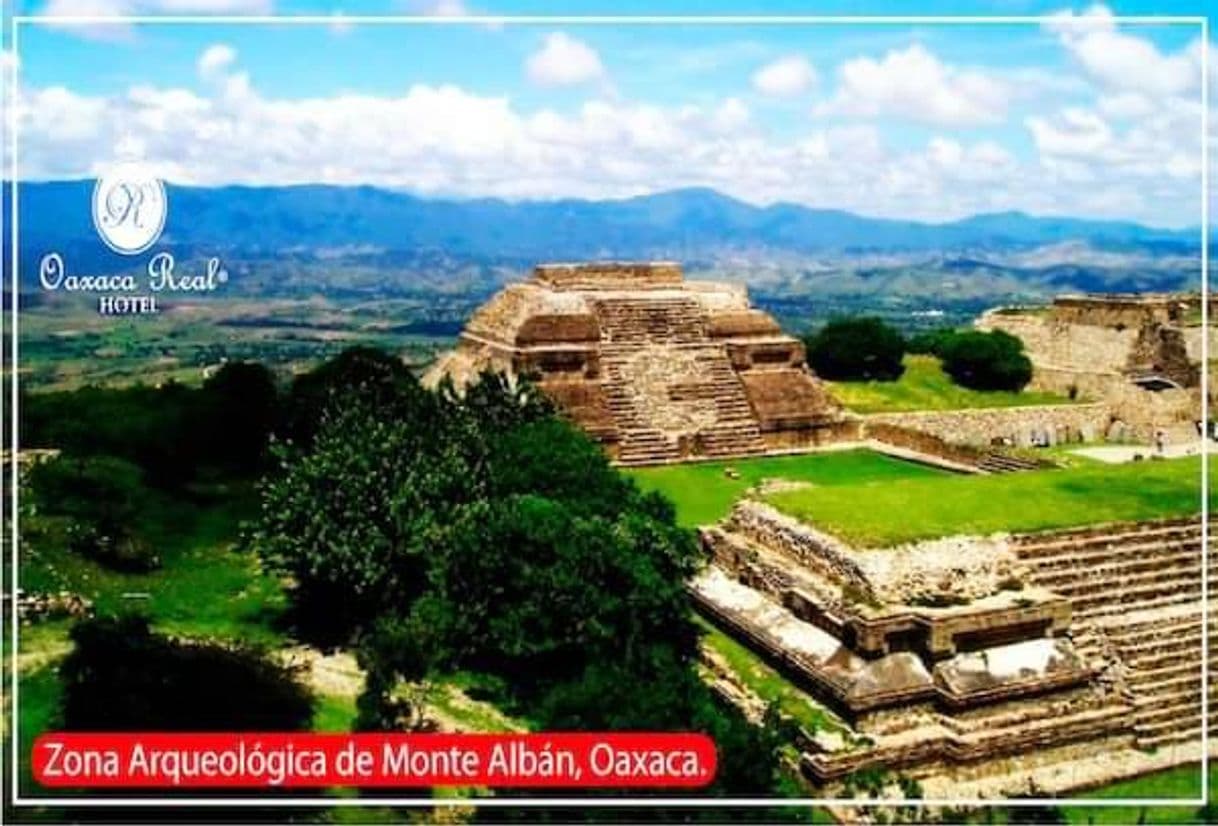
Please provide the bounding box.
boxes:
[816,44,1008,127]
[525,32,606,88]
[751,56,817,98]
[197,43,236,79]
[1045,4,1202,98]
[5,33,1207,227]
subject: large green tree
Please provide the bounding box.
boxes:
[938,329,1033,392]
[804,317,906,382]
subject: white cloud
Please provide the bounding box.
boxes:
[406,0,471,15]
[817,44,1008,127]
[37,0,273,41]
[526,32,606,88]
[6,51,1203,226]
[751,56,817,98]
[197,44,236,79]
[710,97,750,133]
[1045,3,1202,97]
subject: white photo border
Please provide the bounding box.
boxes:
[3,10,1211,811]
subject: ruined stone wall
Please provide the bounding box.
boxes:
[727,501,1024,603]
[1182,324,1218,363]
[1050,294,1189,327]
[862,421,988,467]
[865,403,1111,448]
[977,312,1138,375]
[534,261,683,290]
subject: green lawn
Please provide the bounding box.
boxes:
[626,449,950,528]
[18,485,286,644]
[695,616,849,739]
[827,354,1076,414]
[1060,763,1215,824]
[766,455,1207,547]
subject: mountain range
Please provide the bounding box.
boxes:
[12,180,1201,268]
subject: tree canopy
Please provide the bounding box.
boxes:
[937,329,1033,392]
[804,317,906,382]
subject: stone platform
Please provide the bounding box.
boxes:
[425,261,846,464]
[693,499,1213,797]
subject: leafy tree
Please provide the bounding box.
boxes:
[28,454,144,529]
[938,329,1033,392]
[281,346,415,446]
[197,361,280,475]
[59,615,313,731]
[27,454,159,572]
[252,385,476,642]
[804,317,906,381]
[407,495,701,682]
[905,327,958,357]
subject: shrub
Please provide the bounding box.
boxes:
[906,327,958,357]
[59,615,314,731]
[804,318,906,381]
[28,455,160,572]
[938,330,1032,392]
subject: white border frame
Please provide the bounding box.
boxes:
[2,11,1210,813]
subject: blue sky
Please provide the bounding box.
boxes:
[1,1,1213,227]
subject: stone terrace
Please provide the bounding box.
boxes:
[692,498,1212,797]
[425,262,847,465]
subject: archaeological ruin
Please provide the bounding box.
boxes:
[695,503,1212,797]
[435,263,1210,799]
[426,262,849,464]
[979,293,1214,446]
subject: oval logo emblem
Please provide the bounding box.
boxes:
[92,161,167,255]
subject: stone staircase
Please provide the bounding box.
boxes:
[590,295,708,344]
[976,452,1042,474]
[592,293,767,464]
[1014,517,1208,751]
[600,353,682,465]
[685,348,766,459]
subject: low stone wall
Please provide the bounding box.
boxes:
[864,403,1110,448]
[727,501,1025,605]
[534,261,683,290]
[862,421,987,468]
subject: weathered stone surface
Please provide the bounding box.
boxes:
[978,293,1207,444]
[427,262,846,464]
[864,404,1110,449]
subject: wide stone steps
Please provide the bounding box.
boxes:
[616,429,681,465]
[1030,546,1199,588]
[600,340,765,464]
[1071,580,1200,622]
[1091,605,1207,750]
[976,452,1041,474]
[1015,526,1202,562]
[1031,556,1200,598]
[590,297,708,344]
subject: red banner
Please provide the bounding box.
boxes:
[33,732,717,789]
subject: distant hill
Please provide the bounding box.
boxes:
[12,181,1200,275]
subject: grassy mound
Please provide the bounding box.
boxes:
[828,354,1076,414]
[765,455,1206,547]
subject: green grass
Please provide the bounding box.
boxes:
[695,616,849,738]
[312,693,359,733]
[766,455,1207,547]
[626,449,950,528]
[827,355,1077,414]
[1060,763,1215,824]
[19,486,287,644]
